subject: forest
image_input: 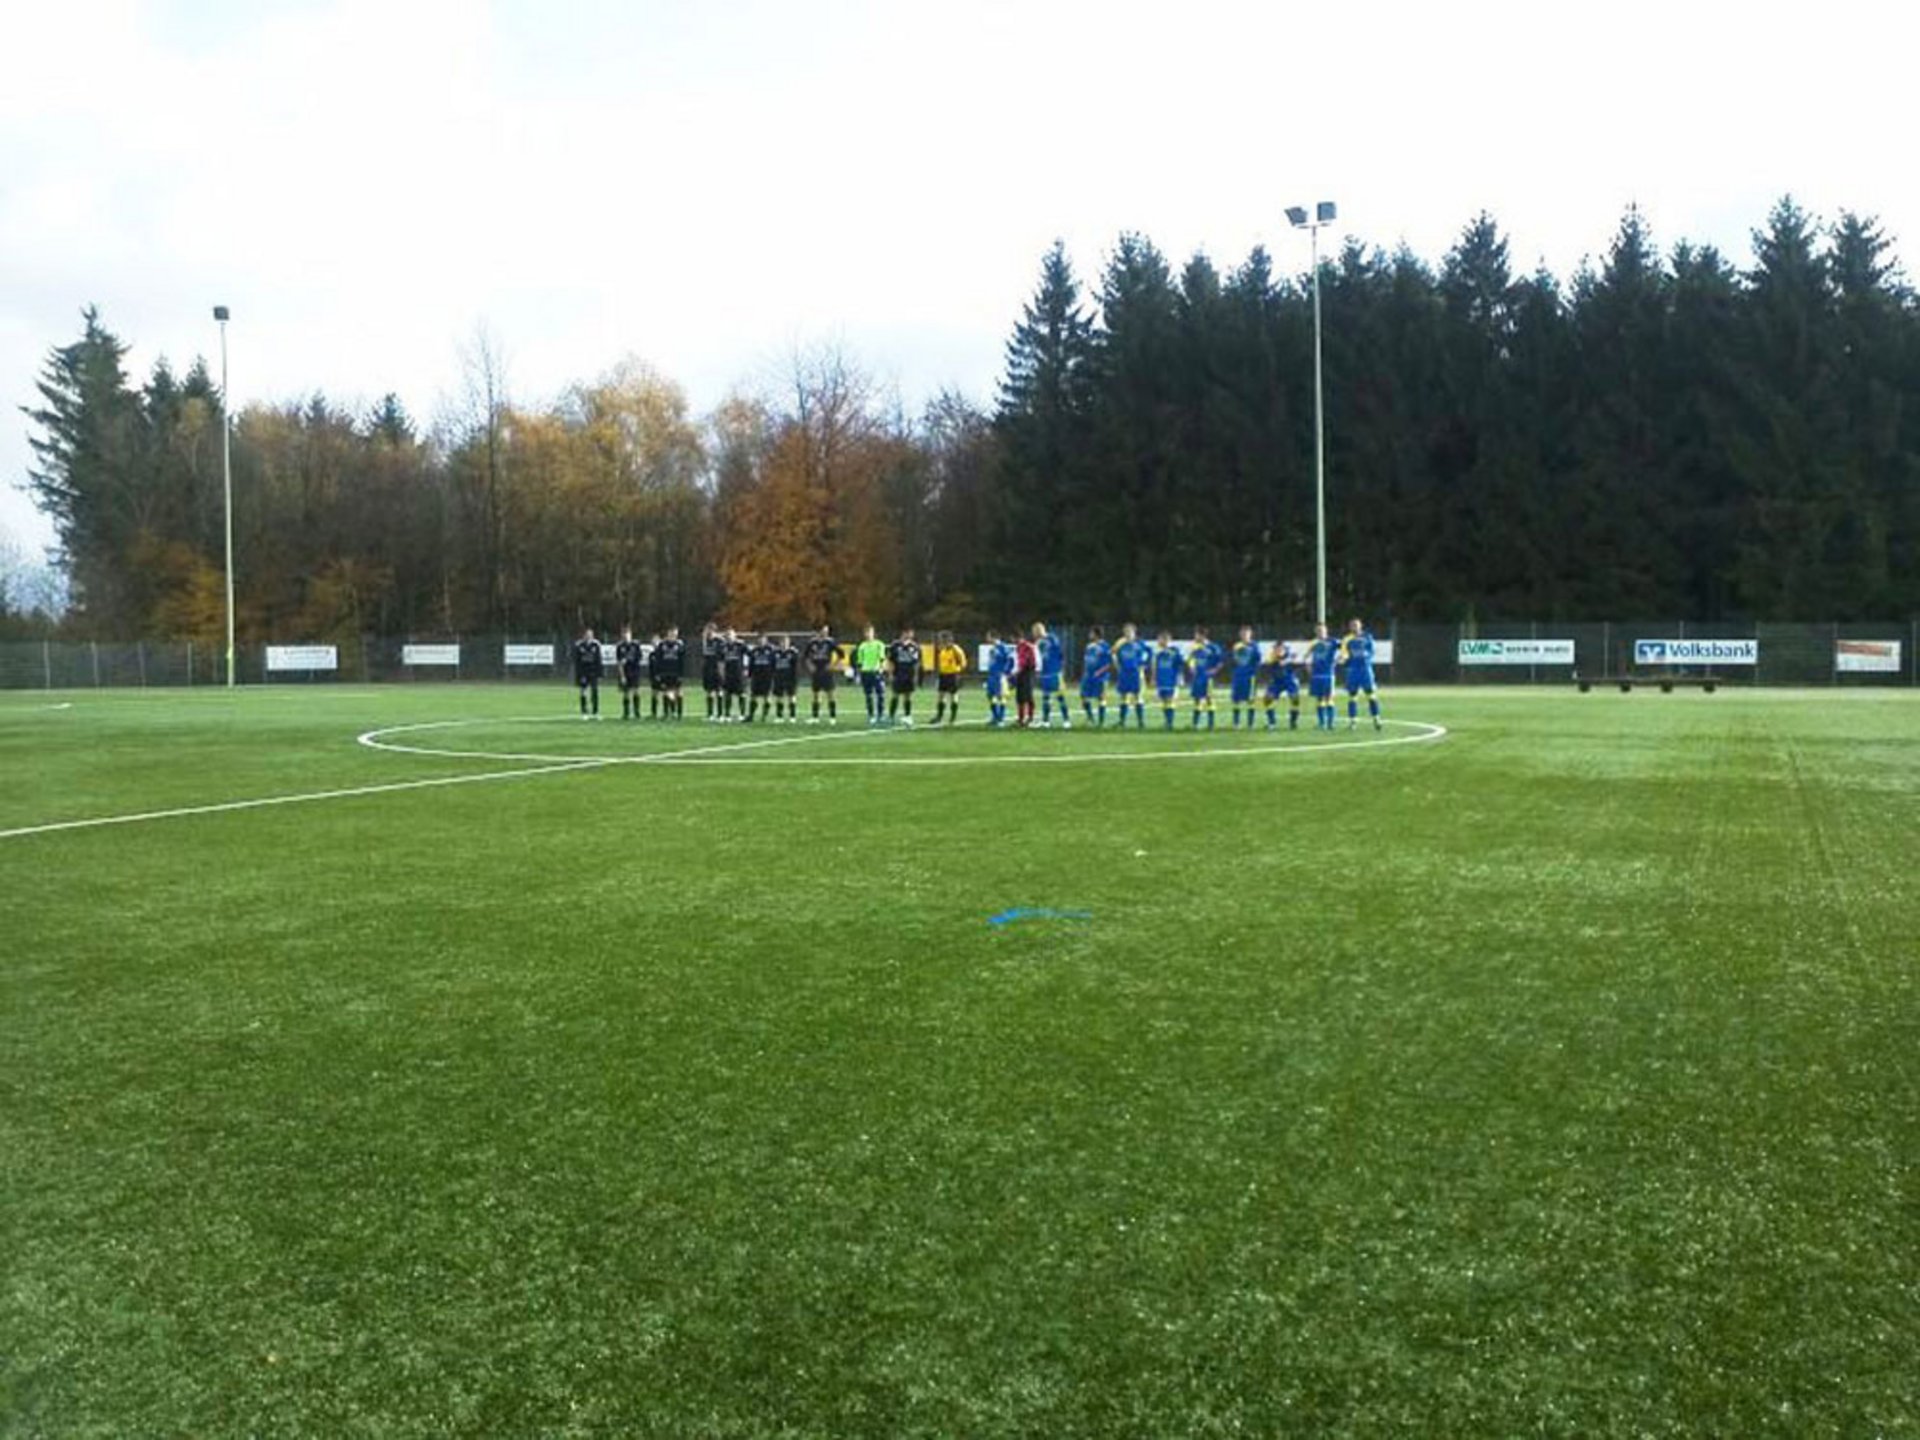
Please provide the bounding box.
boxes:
[14,198,1918,645]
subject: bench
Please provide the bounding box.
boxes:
[1576,672,1725,694]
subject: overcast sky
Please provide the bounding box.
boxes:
[3,0,1913,553]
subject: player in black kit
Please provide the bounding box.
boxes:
[653,625,687,719]
[642,630,664,718]
[887,628,921,726]
[720,627,750,721]
[614,626,645,719]
[700,623,723,720]
[769,634,800,721]
[572,626,604,718]
[747,633,777,721]
[803,625,839,724]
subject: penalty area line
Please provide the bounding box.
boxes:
[0,757,611,843]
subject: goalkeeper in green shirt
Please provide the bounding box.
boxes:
[854,624,889,726]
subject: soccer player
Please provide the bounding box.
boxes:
[1342,617,1383,730]
[1111,623,1149,729]
[615,626,645,720]
[931,630,967,725]
[1034,622,1069,727]
[1306,622,1341,731]
[1229,625,1263,729]
[747,632,777,721]
[854,624,888,725]
[572,626,604,719]
[769,633,800,721]
[1079,625,1112,727]
[983,629,1012,727]
[1151,630,1184,730]
[1013,628,1038,727]
[1263,638,1302,730]
[643,630,665,719]
[887,628,921,725]
[701,622,724,721]
[720,627,750,721]
[654,625,687,719]
[1186,626,1223,729]
[802,624,839,724]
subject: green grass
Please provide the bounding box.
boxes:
[2,684,1916,1436]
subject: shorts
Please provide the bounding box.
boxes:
[860,671,886,698]
[1039,674,1062,694]
[774,674,796,698]
[1156,687,1178,705]
[985,675,1006,699]
[621,667,643,691]
[891,670,917,695]
[809,665,836,692]
[660,672,683,691]
[1188,683,1212,702]
[1014,673,1035,705]
[1346,668,1377,695]
[702,659,721,690]
[750,673,773,698]
[1266,671,1301,700]
[1310,677,1334,700]
[1230,675,1256,704]
[937,674,959,695]
[1079,679,1106,701]
[1114,675,1142,701]
[724,666,746,696]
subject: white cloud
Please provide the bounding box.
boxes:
[4,0,1915,552]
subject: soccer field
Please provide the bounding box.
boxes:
[2,684,1915,1436]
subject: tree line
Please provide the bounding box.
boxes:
[16,197,1919,646]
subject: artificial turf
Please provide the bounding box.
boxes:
[1,684,1915,1436]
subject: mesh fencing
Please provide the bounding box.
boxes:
[2,623,1916,690]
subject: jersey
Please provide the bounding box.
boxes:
[748,641,776,675]
[1112,638,1148,693]
[615,638,644,679]
[572,637,603,682]
[934,644,966,676]
[1080,640,1112,697]
[1229,639,1262,702]
[1152,644,1184,696]
[1036,633,1065,688]
[1342,629,1378,690]
[1265,641,1299,698]
[802,635,838,672]
[854,638,887,674]
[653,637,686,682]
[985,640,1013,696]
[887,639,921,676]
[1186,640,1224,696]
[1307,636,1342,696]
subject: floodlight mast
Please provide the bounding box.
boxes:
[1287,201,1337,628]
[213,306,234,686]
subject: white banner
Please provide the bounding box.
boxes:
[1459,638,1576,666]
[1836,639,1901,674]
[503,644,555,667]
[401,644,460,667]
[265,645,338,672]
[1635,638,1758,666]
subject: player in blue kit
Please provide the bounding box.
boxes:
[1263,639,1302,729]
[1079,626,1112,727]
[1034,623,1069,727]
[1185,627,1223,729]
[1306,622,1341,730]
[983,629,1013,727]
[1341,617,1383,729]
[1151,631,1184,730]
[1228,626,1263,728]
[1111,623,1149,728]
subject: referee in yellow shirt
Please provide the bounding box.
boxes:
[930,630,968,725]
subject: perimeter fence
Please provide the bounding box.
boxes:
[2,621,1916,690]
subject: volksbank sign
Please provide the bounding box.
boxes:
[1634,638,1759,666]
[1458,638,1575,666]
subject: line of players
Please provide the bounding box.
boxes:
[566,617,1385,731]
[981,619,1382,731]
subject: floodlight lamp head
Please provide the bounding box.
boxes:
[1285,206,1309,228]
[213,305,230,322]
[1316,201,1337,223]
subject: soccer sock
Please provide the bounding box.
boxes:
[1348,698,1358,723]
[1290,702,1300,729]
[1370,697,1381,722]
[1206,705,1215,730]
[903,696,913,719]
[1097,703,1107,727]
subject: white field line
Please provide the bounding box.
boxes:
[0,758,610,842]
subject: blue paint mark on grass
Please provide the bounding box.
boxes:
[988,907,1092,927]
